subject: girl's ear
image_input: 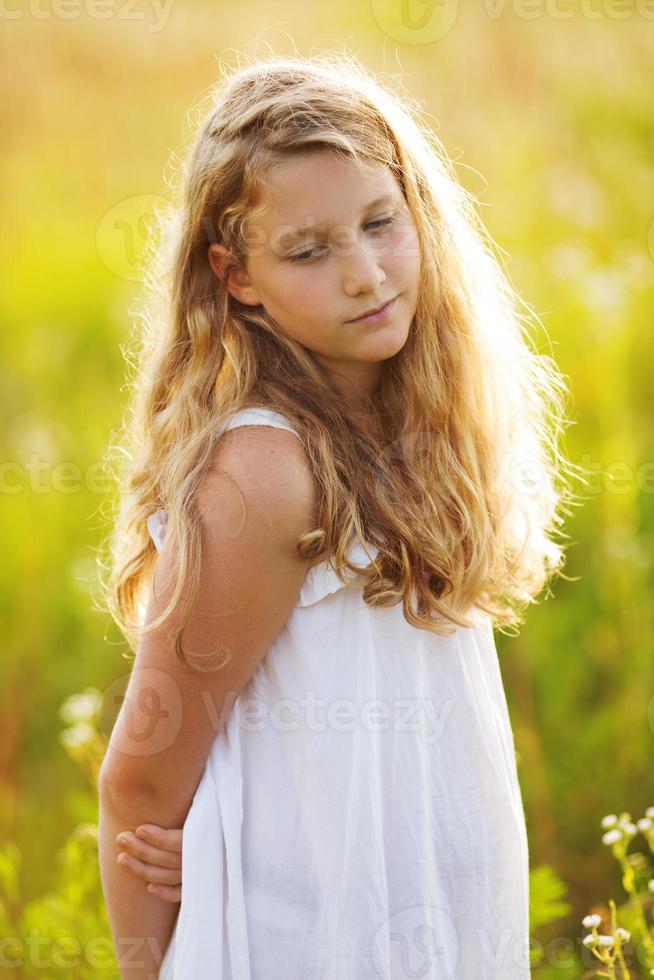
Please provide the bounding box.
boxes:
[207,244,262,307]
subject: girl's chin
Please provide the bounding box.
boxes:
[355,321,410,354]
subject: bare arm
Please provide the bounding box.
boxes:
[97,783,186,978]
[98,425,317,978]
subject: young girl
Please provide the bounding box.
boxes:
[99,51,579,979]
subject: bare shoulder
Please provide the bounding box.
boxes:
[201,422,318,553]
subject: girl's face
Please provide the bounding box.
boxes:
[208,152,421,406]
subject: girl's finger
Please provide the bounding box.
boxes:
[135,825,183,854]
[147,882,181,903]
[117,833,181,870]
[117,852,182,886]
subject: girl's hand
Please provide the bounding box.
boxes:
[115,824,183,903]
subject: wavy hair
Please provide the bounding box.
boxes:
[97,50,584,672]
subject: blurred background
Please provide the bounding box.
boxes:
[1,2,653,976]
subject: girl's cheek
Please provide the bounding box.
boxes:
[393,225,421,276]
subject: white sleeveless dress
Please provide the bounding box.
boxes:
[151,408,531,980]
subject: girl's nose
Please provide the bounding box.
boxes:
[342,243,387,295]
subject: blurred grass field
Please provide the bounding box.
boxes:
[1,1,653,974]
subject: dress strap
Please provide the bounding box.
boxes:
[216,407,302,442]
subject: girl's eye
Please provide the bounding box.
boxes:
[366,216,395,232]
[288,215,396,263]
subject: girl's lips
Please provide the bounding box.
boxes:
[348,296,398,324]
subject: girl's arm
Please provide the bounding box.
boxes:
[98,426,317,978]
[97,786,187,978]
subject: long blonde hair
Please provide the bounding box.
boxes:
[97,51,584,671]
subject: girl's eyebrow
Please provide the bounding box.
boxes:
[283,193,396,244]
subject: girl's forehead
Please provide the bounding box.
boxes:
[263,152,392,193]
[253,155,401,226]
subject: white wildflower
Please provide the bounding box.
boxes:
[597,935,615,947]
[601,814,618,829]
[582,934,598,947]
[59,688,101,724]
[637,817,653,832]
[602,829,623,845]
[59,722,96,748]
[582,914,602,928]
[615,927,630,942]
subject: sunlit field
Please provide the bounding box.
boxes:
[1,2,653,976]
